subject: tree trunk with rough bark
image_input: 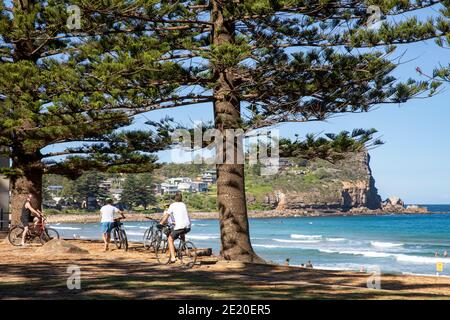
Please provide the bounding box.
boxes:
[211,1,264,263]
[10,167,43,225]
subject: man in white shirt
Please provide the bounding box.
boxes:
[100,198,125,251]
[160,193,191,263]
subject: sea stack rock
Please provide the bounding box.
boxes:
[382,197,405,211]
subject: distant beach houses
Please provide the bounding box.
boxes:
[44,169,217,207]
[158,171,215,195]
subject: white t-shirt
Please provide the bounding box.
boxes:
[100,204,119,223]
[167,202,191,230]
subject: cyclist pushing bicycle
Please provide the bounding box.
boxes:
[159,193,191,263]
[100,198,126,251]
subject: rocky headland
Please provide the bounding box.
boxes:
[246,152,429,215]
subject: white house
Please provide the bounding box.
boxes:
[161,183,179,195]
[201,170,217,185]
[167,177,192,185]
[192,181,208,193]
[177,182,192,192]
[47,185,63,198]
[110,188,123,201]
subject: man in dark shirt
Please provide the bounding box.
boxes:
[21,194,43,246]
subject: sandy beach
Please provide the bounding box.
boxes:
[0,239,449,300]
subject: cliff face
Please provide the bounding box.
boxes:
[340,153,382,210]
[251,152,382,211]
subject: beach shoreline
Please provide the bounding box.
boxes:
[45,209,446,224]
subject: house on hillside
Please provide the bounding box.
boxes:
[161,183,179,195]
[110,188,123,201]
[201,170,217,185]
[47,185,63,197]
[167,177,192,185]
[192,181,208,193]
[177,182,193,193]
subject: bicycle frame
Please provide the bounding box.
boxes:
[112,217,128,251]
[28,216,47,235]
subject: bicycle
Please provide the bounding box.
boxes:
[143,217,160,250]
[112,217,128,251]
[8,215,60,246]
[155,225,197,268]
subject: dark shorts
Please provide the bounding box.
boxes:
[171,227,191,240]
[20,214,34,228]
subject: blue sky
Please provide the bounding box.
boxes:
[132,38,450,205]
[30,4,448,204]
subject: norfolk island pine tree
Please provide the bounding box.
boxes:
[1,1,448,262]
[0,0,185,224]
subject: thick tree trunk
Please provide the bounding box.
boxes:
[10,168,43,225]
[211,1,264,263]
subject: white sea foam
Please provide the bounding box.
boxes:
[126,231,145,236]
[309,265,355,271]
[370,241,403,248]
[395,254,450,264]
[319,248,450,265]
[187,235,219,240]
[319,249,392,258]
[51,226,81,230]
[290,234,322,240]
[326,238,346,242]
[124,225,139,228]
[273,238,321,244]
[253,244,287,249]
[193,223,209,227]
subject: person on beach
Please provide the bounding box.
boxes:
[306,261,313,268]
[21,194,44,246]
[160,193,191,263]
[100,198,125,251]
[444,250,448,258]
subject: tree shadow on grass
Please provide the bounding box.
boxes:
[0,258,448,300]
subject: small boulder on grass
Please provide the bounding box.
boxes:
[36,239,89,255]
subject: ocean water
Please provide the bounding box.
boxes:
[50,205,450,277]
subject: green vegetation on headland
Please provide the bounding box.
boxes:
[43,152,375,214]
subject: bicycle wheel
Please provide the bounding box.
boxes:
[155,239,171,265]
[113,228,122,249]
[8,226,24,246]
[149,229,162,253]
[40,228,60,244]
[179,241,197,268]
[121,230,128,251]
[143,226,154,249]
